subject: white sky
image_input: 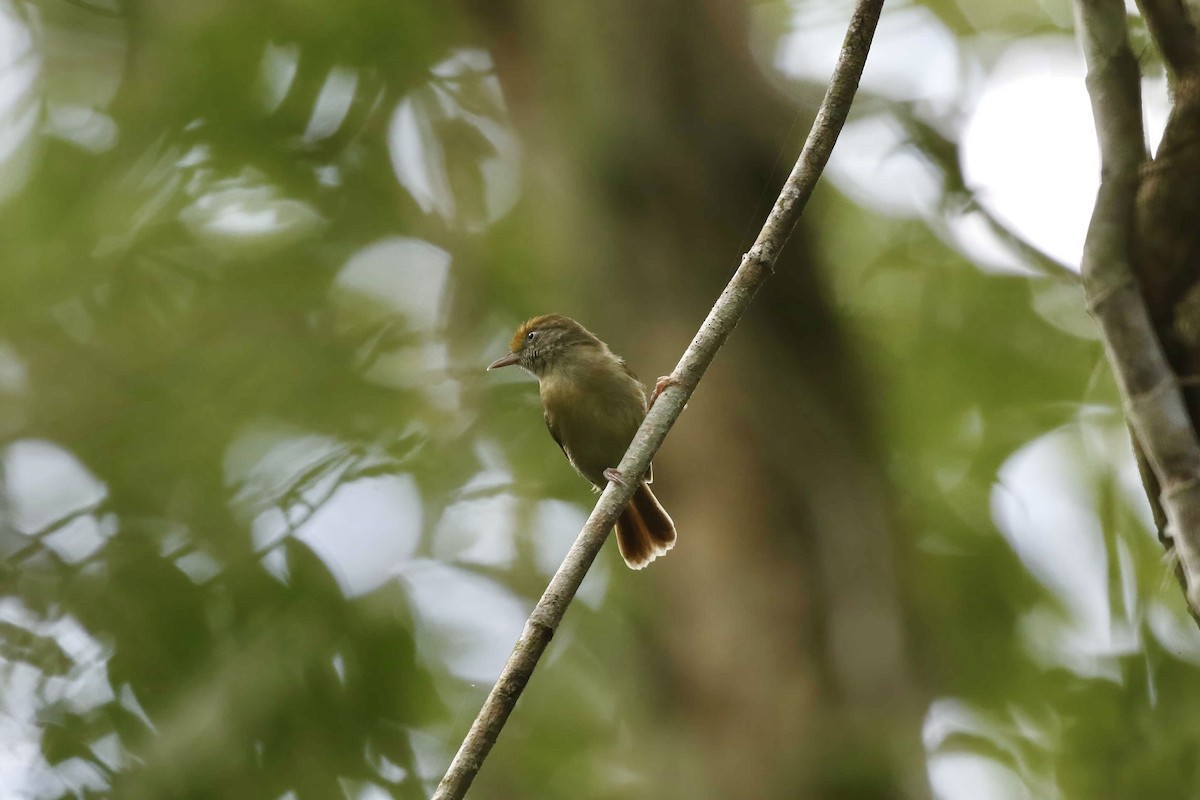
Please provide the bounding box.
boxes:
[775,2,1170,273]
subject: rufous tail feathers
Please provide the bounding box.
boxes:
[614,481,677,569]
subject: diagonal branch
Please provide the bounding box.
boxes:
[1074,0,1200,618]
[1135,0,1199,78]
[890,108,1083,283]
[965,198,1082,284]
[430,0,886,797]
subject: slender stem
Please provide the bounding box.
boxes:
[1134,0,1199,78]
[968,198,1082,283]
[431,1,886,797]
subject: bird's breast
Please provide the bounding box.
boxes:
[541,370,646,488]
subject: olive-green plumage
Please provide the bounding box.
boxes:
[488,314,676,568]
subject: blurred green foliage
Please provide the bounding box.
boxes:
[3,0,1200,799]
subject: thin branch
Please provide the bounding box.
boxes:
[1074,0,1200,616]
[888,105,1082,283]
[1135,0,1200,77]
[430,1,886,797]
[966,199,1082,284]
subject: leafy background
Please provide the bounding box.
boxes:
[3,0,1199,798]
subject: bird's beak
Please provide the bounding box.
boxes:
[487,352,520,370]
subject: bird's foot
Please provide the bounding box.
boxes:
[603,468,629,487]
[649,375,678,408]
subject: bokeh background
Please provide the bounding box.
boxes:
[3,0,1199,798]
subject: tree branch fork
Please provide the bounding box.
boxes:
[1075,0,1200,617]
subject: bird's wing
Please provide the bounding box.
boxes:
[618,357,641,384]
[617,357,653,484]
[544,407,567,458]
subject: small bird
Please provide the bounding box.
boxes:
[488,314,676,569]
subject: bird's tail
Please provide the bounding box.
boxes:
[615,481,677,569]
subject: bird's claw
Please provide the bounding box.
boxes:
[603,468,629,487]
[649,375,678,409]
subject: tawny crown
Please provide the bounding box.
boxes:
[509,314,592,353]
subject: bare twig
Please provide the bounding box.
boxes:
[1135,0,1199,77]
[891,108,1083,283]
[965,199,1082,284]
[430,1,886,797]
[1074,0,1200,616]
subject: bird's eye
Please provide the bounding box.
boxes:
[526,331,537,341]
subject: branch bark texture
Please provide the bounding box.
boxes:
[1136,0,1199,77]
[431,1,886,797]
[1074,0,1200,616]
